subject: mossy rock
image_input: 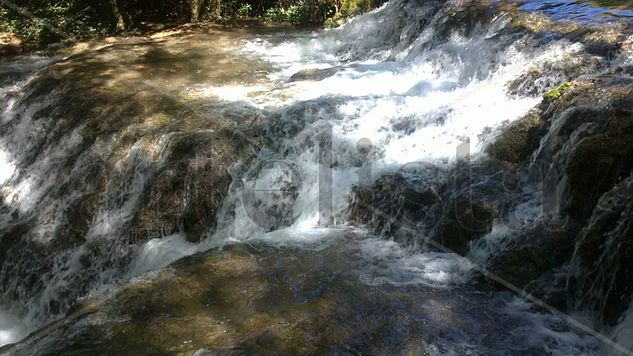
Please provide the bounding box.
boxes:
[487,109,542,164]
[506,56,604,98]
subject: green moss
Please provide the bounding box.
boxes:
[543,82,573,101]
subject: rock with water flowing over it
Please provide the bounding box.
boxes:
[349,160,517,254]
[0,241,567,355]
[486,109,543,164]
[533,73,633,221]
[0,35,268,328]
[570,176,633,324]
[481,220,576,292]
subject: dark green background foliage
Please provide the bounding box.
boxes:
[0,0,385,44]
[0,0,116,42]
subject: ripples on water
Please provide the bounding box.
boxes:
[518,0,633,21]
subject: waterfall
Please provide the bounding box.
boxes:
[0,0,631,353]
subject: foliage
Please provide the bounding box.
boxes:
[0,0,114,43]
[263,5,302,24]
[220,0,253,19]
[263,0,337,26]
[237,3,253,17]
[0,0,382,47]
[325,0,383,27]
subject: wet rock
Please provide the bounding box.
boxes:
[0,37,266,324]
[487,109,542,164]
[2,243,440,354]
[349,165,447,239]
[0,241,579,355]
[0,221,32,267]
[350,160,516,254]
[128,131,237,243]
[506,57,604,98]
[432,193,499,255]
[288,67,339,82]
[570,176,633,324]
[564,114,633,219]
[530,74,633,220]
[483,220,576,291]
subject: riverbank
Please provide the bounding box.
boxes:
[0,0,383,58]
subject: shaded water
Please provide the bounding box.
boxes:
[0,0,632,354]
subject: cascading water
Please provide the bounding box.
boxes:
[1,0,632,354]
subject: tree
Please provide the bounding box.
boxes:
[190,0,206,22]
[110,0,126,30]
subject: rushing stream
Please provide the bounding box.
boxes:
[1,0,633,354]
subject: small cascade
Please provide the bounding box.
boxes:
[0,0,632,353]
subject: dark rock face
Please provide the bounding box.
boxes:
[571,176,633,324]
[486,75,633,321]
[564,112,633,219]
[349,161,515,254]
[483,221,576,291]
[349,167,446,237]
[530,74,633,221]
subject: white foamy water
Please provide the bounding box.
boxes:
[0,149,15,184]
[0,308,30,347]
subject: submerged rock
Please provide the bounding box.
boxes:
[288,67,339,82]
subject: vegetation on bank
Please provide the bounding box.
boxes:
[0,0,384,49]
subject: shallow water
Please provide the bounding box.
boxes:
[519,0,633,21]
